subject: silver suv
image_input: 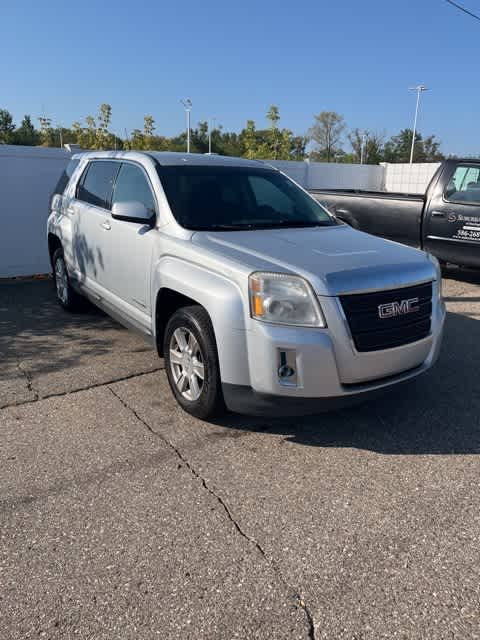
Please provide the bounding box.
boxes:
[47,151,445,419]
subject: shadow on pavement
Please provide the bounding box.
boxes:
[0,279,122,379]
[441,264,480,286]
[2,277,480,456]
[212,310,480,456]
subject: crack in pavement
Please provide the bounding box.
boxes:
[107,385,317,640]
[16,361,39,402]
[0,367,164,411]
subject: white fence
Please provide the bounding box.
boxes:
[0,145,439,278]
[268,160,385,191]
[269,160,436,193]
[381,162,440,194]
[0,145,74,277]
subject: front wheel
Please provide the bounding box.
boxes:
[164,306,225,420]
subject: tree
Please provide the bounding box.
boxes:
[190,121,209,153]
[14,115,38,146]
[383,129,444,163]
[348,129,385,164]
[71,121,84,146]
[143,115,155,150]
[308,111,346,162]
[242,120,258,159]
[0,109,15,144]
[266,105,281,159]
[290,135,308,161]
[129,129,144,150]
[214,128,242,157]
[38,115,54,147]
[84,115,97,149]
[422,135,444,162]
[96,103,112,149]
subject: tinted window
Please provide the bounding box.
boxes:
[157,166,335,231]
[53,159,80,196]
[445,165,480,204]
[112,163,156,214]
[77,161,119,209]
[248,175,294,215]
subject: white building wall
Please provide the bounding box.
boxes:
[382,162,440,194]
[0,145,73,277]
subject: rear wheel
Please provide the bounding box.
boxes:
[52,248,87,312]
[164,306,225,419]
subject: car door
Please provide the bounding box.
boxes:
[104,161,157,332]
[72,160,120,293]
[423,162,480,267]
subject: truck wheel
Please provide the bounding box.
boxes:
[164,306,225,420]
[52,248,86,312]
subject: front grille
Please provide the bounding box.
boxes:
[340,282,433,352]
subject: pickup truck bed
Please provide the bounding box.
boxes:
[310,158,480,269]
[310,189,424,248]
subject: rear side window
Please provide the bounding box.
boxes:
[444,165,480,204]
[112,163,156,215]
[53,159,80,196]
[77,161,119,209]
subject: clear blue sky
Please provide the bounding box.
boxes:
[1,0,478,155]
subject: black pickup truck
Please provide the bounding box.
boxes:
[310,159,480,268]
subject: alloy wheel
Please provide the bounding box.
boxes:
[55,257,69,305]
[169,327,205,401]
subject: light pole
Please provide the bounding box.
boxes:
[57,123,63,149]
[360,131,368,165]
[409,85,428,164]
[208,117,216,154]
[180,98,192,153]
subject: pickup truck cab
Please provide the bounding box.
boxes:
[48,151,445,419]
[312,159,480,268]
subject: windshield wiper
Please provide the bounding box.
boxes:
[187,223,256,231]
[186,220,333,232]
[246,220,332,229]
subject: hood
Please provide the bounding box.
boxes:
[192,225,437,296]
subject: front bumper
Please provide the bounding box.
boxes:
[223,290,446,416]
[223,364,427,416]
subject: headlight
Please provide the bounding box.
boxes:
[249,272,326,327]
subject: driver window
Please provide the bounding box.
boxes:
[112,163,156,215]
[445,165,480,204]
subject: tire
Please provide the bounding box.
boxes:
[164,305,225,420]
[52,247,87,312]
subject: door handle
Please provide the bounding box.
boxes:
[431,211,445,217]
[101,221,111,230]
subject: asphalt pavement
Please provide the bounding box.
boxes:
[1,271,479,639]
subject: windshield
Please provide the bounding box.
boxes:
[156,165,336,231]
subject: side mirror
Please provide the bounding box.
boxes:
[318,199,338,221]
[111,201,155,225]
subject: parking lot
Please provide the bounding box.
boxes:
[1,271,479,639]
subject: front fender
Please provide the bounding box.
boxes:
[153,257,250,386]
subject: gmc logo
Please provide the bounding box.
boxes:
[378,297,420,319]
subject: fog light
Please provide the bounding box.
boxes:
[278,349,297,386]
[278,364,295,378]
